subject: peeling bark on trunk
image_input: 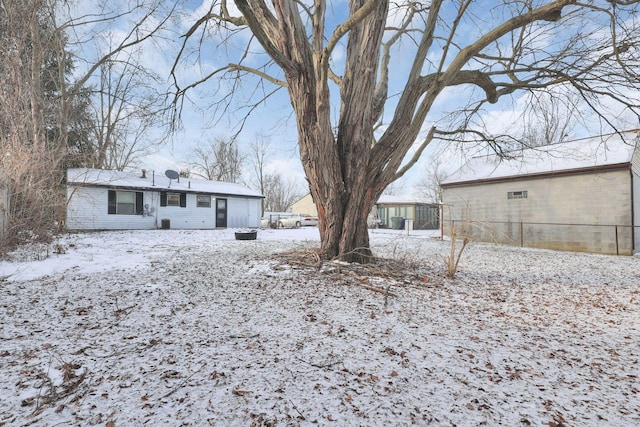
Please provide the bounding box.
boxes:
[228,0,603,263]
[287,0,387,263]
[231,0,390,263]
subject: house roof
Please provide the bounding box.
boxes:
[293,193,432,206]
[376,195,432,205]
[67,168,263,198]
[441,130,639,187]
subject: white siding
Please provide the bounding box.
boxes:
[156,193,216,229]
[227,197,261,228]
[66,186,156,230]
[67,186,262,230]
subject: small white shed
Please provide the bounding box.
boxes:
[66,168,263,230]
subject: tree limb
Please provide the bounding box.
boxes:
[228,64,288,87]
[393,126,437,181]
[322,0,379,72]
[234,0,296,70]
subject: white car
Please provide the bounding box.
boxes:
[277,214,318,228]
[261,212,291,229]
[298,214,319,227]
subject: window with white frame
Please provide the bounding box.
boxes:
[160,192,186,207]
[117,191,136,214]
[167,193,181,206]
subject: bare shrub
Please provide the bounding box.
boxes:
[0,0,68,252]
[445,222,470,278]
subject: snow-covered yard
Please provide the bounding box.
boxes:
[1,228,638,426]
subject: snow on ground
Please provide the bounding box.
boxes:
[1,227,639,426]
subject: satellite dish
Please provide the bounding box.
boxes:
[165,170,179,180]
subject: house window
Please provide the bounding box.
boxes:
[108,190,143,215]
[508,191,528,199]
[167,193,181,206]
[197,195,211,208]
[160,192,187,207]
[117,191,136,214]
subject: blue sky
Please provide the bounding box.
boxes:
[63,0,639,197]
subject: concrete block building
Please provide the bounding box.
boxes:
[441,130,640,255]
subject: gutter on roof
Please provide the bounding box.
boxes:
[441,162,631,188]
[68,182,265,199]
[376,202,437,206]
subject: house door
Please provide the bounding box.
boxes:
[216,198,227,228]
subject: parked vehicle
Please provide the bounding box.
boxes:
[261,212,291,229]
[260,212,295,228]
[298,214,318,227]
[261,212,319,228]
[277,214,318,228]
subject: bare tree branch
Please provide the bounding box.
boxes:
[169,0,640,262]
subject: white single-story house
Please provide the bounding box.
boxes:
[441,130,640,255]
[66,168,264,230]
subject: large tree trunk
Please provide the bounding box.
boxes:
[232,0,390,262]
[224,0,634,262]
[280,0,387,263]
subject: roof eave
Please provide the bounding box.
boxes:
[68,182,264,199]
[441,162,632,188]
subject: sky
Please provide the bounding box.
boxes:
[65,0,312,193]
[62,0,639,199]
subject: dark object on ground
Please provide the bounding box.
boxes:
[235,230,257,240]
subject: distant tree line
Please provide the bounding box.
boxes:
[0,0,170,251]
[181,135,303,214]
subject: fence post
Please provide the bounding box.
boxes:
[439,204,444,240]
[615,225,619,255]
[520,222,524,247]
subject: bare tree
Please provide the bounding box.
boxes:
[381,180,402,197]
[518,92,580,147]
[173,1,640,262]
[247,135,270,215]
[187,137,244,182]
[417,158,449,204]
[262,173,302,213]
[246,135,304,213]
[89,56,166,170]
[0,0,82,248]
[61,0,177,172]
[0,0,176,249]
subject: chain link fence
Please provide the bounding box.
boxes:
[446,219,638,255]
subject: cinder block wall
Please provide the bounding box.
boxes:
[442,169,633,255]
